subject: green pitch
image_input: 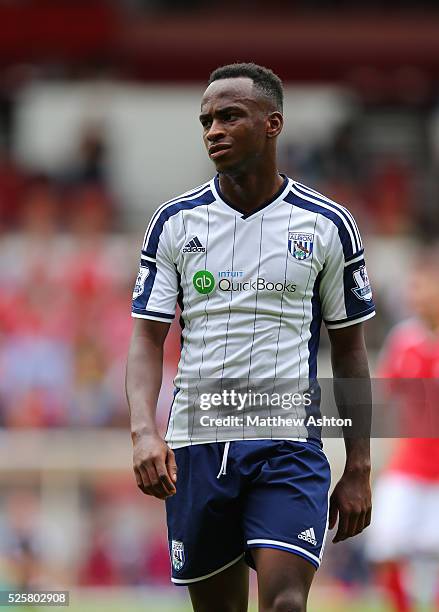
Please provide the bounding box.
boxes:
[8,594,391,612]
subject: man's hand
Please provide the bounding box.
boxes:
[132,432,177,500]
[329,466,372,543]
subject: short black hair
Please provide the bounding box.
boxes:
[208,62,283,112]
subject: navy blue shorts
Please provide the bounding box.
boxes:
[166,439,331,585]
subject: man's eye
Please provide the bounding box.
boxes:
[201,120,211,129]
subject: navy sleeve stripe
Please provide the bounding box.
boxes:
[292,183,361,254]
[294,182,362,252]
[324,305,376,326]
[142,185,212,252]
[286,189,354,260]
[144,190,215,259]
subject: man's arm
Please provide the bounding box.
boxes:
[327,322,372,543]
[126,318,177,500]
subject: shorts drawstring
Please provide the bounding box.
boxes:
[216,441,231,478]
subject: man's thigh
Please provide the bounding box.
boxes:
[188,557,249,612]
[253,548,315,612]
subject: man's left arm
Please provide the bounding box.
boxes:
[327,322,372,543]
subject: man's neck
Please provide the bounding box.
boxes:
[218,168,284,214]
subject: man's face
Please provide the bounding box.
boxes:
[199,77,273,173]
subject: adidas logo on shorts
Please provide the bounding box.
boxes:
[298,527,317,546]
[182,236,205,253]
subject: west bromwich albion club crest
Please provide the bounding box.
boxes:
[171,540,185,571]
[288,232,314,260]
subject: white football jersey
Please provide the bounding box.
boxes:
[132,176,375,448]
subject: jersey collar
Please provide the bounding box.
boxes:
[211,174,292,220]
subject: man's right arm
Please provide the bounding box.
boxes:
[126,318,177,500]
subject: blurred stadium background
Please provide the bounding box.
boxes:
[1,1,439,610]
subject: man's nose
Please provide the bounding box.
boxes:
[206,120,225,142]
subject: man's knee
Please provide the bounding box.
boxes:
[264,589,307,612]
[190,587,248,612]
[188,558,249,612]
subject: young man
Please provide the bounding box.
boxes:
[126,63,374,612]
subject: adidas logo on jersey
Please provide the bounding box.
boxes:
[298,527,317,546]
[182,236,205,253]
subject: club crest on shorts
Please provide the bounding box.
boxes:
[171,540,185,571]
[352,265,373,302]
[132,266,150,299]
[288,232,314,260]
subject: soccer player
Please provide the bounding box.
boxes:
[366,248,439,612]
[126,63,375,612]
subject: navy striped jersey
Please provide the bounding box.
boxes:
[132,176,375,448]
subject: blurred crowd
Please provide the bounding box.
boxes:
[0,120,180,429]
[0,123,128,428]
[279,109,439,239]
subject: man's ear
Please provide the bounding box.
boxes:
[266,112,283,139]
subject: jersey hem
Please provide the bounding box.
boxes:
[325,309,375,330]
[132,311,175,323]
[165,436,310,450]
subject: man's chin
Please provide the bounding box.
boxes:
[211,157,241,174]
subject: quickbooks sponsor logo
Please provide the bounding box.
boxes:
[218,277,296,293]
[193,270,215,294]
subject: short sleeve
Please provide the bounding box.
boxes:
[131,218,178,323]
[320,222,375,330]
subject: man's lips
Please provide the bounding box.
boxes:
[208,144,232,158]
